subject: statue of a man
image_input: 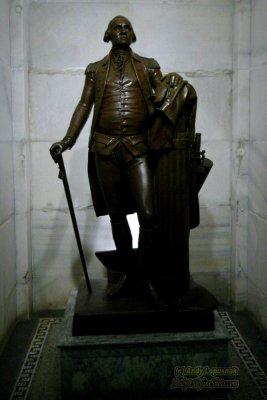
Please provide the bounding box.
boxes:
[50,16,179,296]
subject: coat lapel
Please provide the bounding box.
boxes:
[91,55,110,134]
[131,52,154,114]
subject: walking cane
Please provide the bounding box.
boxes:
[53,153,92,295]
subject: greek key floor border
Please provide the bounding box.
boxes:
[9,313,267,400]
[9,318,62,400]
[218,311,267,400]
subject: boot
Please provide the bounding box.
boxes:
[106,219,133,297]
[106,269,128,297]
[138,226,157,276]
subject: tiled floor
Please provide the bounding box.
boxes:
[222,305,267,376]
[0,310,64,400]
[0,306,266,400]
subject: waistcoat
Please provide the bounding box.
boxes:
[96,57,148,135]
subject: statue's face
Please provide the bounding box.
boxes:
[109,17,133,47]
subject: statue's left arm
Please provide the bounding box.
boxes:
[146,58,163,91]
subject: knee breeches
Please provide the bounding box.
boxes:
[93,147,155,229]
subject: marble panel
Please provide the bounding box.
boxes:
[232,140,249,182]
[0,63,12,142]
[191,271,230,305]
[0,0,18,343]
[16,281,32,320]
[230,1,251,311]
[247,280,267,337]
[32,254,105,310]
[31,141,91,210]
[230,200,249,310]
[233,204,249,277]
[189,205,230,274]
[247,212,267,297]
[248,141,267,220]
[11,0,33,319]
[133,2,233,73]
[10,0,28,70]
[230,152,248,311]
[11,67,29,142]
[0,217,17,344]
[0,142,15,225]
[251,0,267,68]
[31,209,111,278]
[0,286,17,348]
[197,140,231,206]
[188,74,232,142]
[13,141,31,216]
[232,69,250,141]
[29,72,92,142]
[232,0,251,72]
[33,274,81,310]
[15,213,31,285]
[250,65,267,141]
[0,0,11,67]
[0,218,17,300]
[29,2,122,70]
[0,265,4,347]
[29,1,233,72]
[13,140,32,318]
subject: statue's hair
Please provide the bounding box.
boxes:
[103,15,136,43]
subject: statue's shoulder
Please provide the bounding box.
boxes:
[132,53,160,69]
[85,55,109,74]
[185,82,197,99]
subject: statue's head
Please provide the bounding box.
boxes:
[103,16,136,47]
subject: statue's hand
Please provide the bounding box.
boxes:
[49,136,75,163]
[50,142,64,163]
[162,72,183,88]
[153,73,184,105]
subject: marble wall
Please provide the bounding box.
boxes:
[28,0,233,309]
[230,0,251,311]
[247,0,267,334]
[0,0,17,350]
[11,0,33,320]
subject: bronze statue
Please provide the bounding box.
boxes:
[50,16,212,306]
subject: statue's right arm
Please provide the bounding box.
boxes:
[50,70,95,162]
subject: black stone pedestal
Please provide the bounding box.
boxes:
[73,278,219,336]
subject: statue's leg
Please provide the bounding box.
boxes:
[94,155,133,296]
[110,213,133,251]
[125,155,155,229]
[125,155,157,279]
[138,227,157,277]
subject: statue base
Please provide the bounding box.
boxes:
[58,289,230,399]
[73,278,218,335]
[94,248,215,308]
